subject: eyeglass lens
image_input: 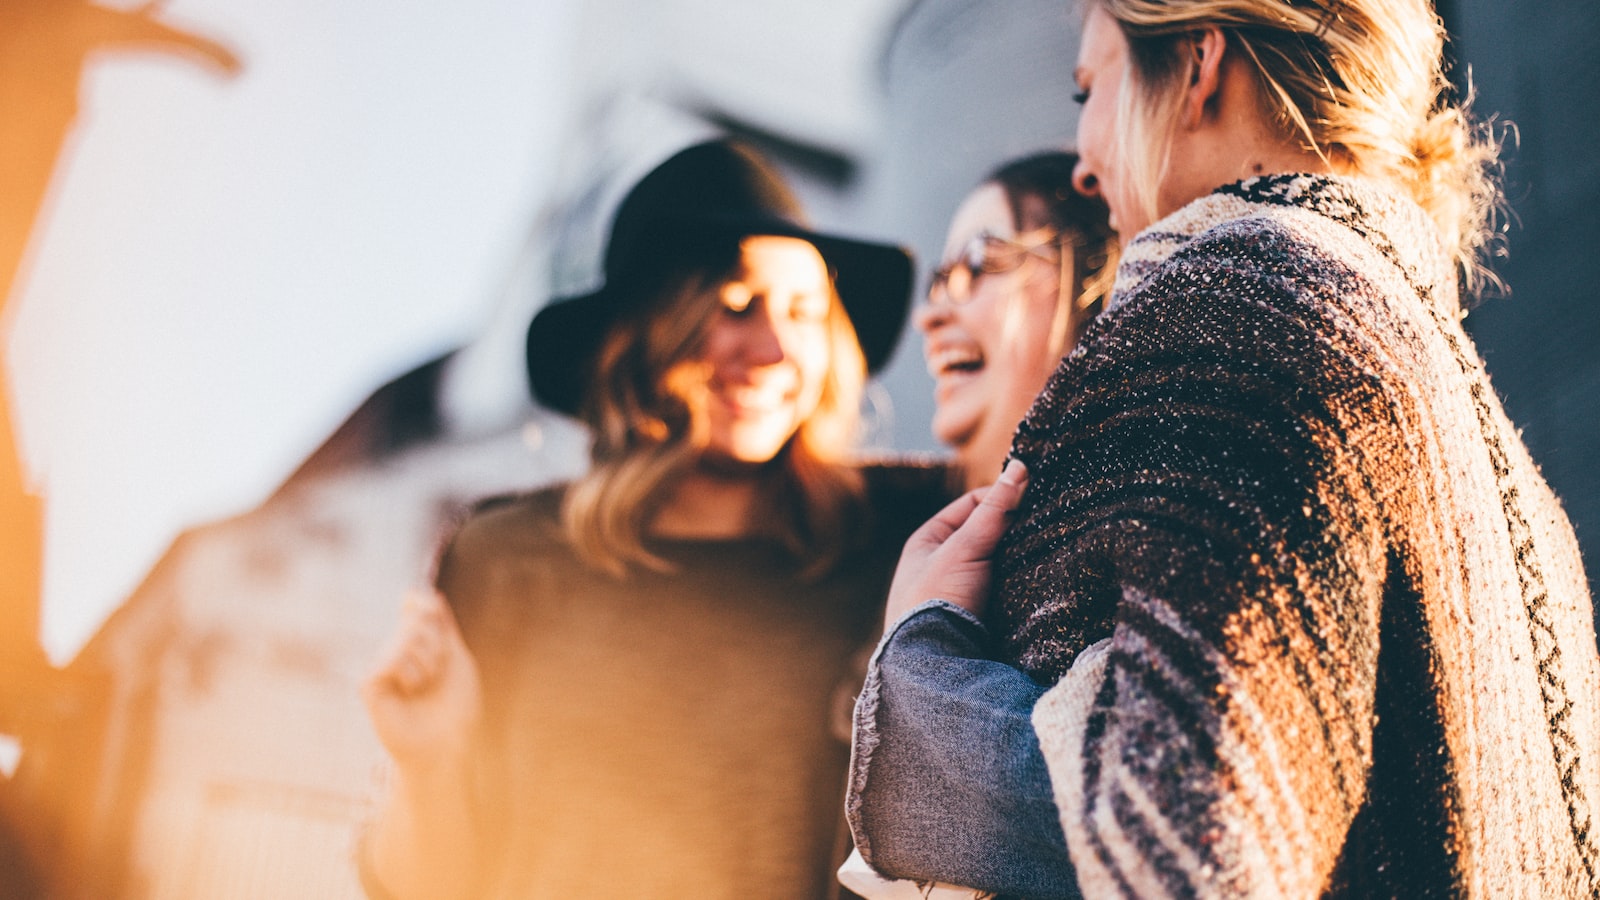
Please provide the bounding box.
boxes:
[929,231,1056,304]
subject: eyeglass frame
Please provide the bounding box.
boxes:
[926,227,1077,307]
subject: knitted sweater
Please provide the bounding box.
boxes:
[998,175,1600,898]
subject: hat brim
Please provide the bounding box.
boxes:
[526,221,912,416]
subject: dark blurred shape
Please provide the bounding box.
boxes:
[0,795,47,900]
[287,353,454,484]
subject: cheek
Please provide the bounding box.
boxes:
[696,325,736,369]
[1081,117,1107,176]
[1011,335,1064,396]
[1076,100,1103,158]
[1010,304,1066,387]
[980,276,1051,357]
[1078,96,1120,185]
[789,328,834,394]
[1000,275,1071,380]
[955,287,1011,347]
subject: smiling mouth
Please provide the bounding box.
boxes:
[926,346,985,378]
[713,384,793,414]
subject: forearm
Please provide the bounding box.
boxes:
[847,601,1079,899]
[362,754,484,900]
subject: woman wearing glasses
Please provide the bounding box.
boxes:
[838,153,1116,899]
[848,0,1600,895]
[917,152,1117,491]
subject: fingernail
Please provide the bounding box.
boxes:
[1001,458,1029,482]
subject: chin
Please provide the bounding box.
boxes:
[930,408,980,453]
[711,432,795,467]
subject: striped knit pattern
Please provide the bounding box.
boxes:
[1000,175,1600,898]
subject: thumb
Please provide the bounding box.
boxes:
[947,458,1028,559]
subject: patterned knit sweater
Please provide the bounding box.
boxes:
[997,175,1600,898]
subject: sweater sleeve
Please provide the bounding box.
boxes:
[1002,225,1398,897]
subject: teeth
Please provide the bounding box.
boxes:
[926,346,985,377]
[719,385,789,409]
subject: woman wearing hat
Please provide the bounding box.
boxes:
[359,139,950,899]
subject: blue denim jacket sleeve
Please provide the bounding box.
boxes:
[845,600,1080,900]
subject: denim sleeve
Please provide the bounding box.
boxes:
[845,601,1080,900]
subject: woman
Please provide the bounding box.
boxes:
[839,153,1117,900]
[918,151,1116,492]
[360,139,949,899]
[848,1,1600,897]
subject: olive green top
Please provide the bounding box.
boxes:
[438,463,951,899]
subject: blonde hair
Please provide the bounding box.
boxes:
[562,244,867,579]
[1091,0,1504,296]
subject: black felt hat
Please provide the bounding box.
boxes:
[525,139,913,416]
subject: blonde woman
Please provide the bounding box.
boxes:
[360,140,948,899]
[848,1,1600,897]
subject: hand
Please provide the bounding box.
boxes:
[362,587,483,771]
[884,459,1029,628]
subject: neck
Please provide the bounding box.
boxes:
[648,464,770,539]
[1161,52,1337,219]
[957,428,1017,492]
[1165,131,1334,221]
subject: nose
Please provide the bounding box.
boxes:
[913,296,953,333]
[1072,161,1100,199]
[741,307,787,367]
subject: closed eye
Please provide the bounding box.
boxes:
[720,281,755,315]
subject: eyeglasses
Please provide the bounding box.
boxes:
[928,229,1062,305]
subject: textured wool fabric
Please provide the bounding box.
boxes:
[432,462,950,899]
[1003,175,1600,898]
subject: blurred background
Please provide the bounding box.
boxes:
[1,0,1594,896]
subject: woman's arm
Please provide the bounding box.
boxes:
[846,463,1082,898]
[359,589,486,900]
[848,599,1079,899]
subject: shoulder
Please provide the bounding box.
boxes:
[1151,193,1415,330]
[434,482,575,602]
[1085,213,1397,380]
[858,456,955,508]
[854,456,958,541]
[1177,211,1363,299]
[449,483,567,556]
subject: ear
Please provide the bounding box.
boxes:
[1179,26,1229,130]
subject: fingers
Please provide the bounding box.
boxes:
[956,459,1029,555]
[915,459,1029,541]
[910,460,1028,556]
[367,588,457,699]
[905,488,988,551]
[883,460,1030,625]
